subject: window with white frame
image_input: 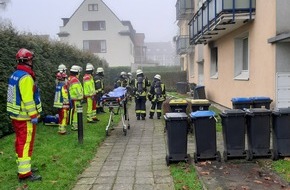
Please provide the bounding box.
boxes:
[210,47,218,78]
[83,40,107,53]
[83,21,106,31]
[234,34,249,80]
[88,4,98,11]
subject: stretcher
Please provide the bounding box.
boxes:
[101,87,130,136]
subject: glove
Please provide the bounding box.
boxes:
[31,118,38,124]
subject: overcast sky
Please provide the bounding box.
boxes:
[0,0,178,42]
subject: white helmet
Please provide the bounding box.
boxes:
[128,72,132,76]
[154,74,161,80]
[136,69,143,75]
[120,71,126,76]
[58,64,67,73]
[86,63,94,71]
[70,65,80,72]
[96,67,104,73]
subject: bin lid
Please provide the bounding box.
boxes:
[169,98,188,105]
[190,110,215,118]
[250,96,271,101]
[190,99,210,104]
[195,85,205,89]
[231,97,252,103]
[220,109,245,117]
[272,107,290,115]
[245,108,272,116]
[164,112,188,120]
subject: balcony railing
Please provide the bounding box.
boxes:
[176,0,194,20]
[189,0,256,44]
[176,35,193,55]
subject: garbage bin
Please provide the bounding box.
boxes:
[220,109,247,161]
[176,82,188,94]
[190,99,211,112]
[169,99,188,113]
[194,85,206,99]
[190,110,221,163]
[245,108,272,160]
[231,97,252,109]
[272,108,290,160]
[164,112,190,165]
[250,96,272,109]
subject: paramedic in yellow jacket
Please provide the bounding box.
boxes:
[68,65,84,131]
[54,72,69,134]
[83,63,99,123]
[6,48,42,182]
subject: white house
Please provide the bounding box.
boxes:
[58,0,135,67]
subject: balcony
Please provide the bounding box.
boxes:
[176,0,194,20]
[189,0,256,45]
[176,35,193,55]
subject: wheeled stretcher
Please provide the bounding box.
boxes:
[101,87,130,136]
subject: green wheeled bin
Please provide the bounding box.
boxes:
[190,110,221,163]
[220,109,248,161]
[271,108,290,160]
[164,112,190,166]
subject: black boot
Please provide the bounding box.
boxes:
[19,173,42,182]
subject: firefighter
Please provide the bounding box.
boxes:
[94,67,105,113]
[54,72,70,134]
[83,63,99,123]
[6,48,42,181]
[148,74,166,119]
[55,64,67,85]
[114,71,128,88]
[126,72,134,101]
[133,69,150,120]
[67,65,84,130]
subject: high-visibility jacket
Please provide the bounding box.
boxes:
[83,74,96,97]
[94,75,104,94]
[53,82,69,109]
[67,75,83,101]
[7,70,42,120]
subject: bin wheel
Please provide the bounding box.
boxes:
[246,150,253,161]
[216,151,221,162]
[128,124,130,130]
[106,130,109,136]
[193,152,198,163]
[165,155,170,166]
[271,149,279,161]
[223,151,228,162]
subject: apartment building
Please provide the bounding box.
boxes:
[58,0,135,67]
[186,0,290,109]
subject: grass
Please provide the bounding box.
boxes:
[0,104,119,190]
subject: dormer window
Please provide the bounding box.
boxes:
[88,4,98,11]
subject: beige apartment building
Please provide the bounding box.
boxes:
[179,0,290,109]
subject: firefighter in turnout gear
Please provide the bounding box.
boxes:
[54,72,69,134]
[55,64,67,85]
[83,63,99,123]
[114,71,129,88]
[133,69,150,120]
[148,74,166,119]
[7,48,42,182]
[67,65,84,130]
[94,67,105,113]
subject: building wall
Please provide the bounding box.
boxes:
[59,0,134,67]
[191,0,277,108]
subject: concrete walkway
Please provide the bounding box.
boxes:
[72,102,175,190]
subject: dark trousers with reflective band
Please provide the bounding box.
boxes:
[135,96,146,118]
[12,119,36,178]
[150,101,163,118]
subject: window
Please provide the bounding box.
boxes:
[83,40,106,53]
[210,47,218,78]
[88,4,98,11]
[234,34,249,80]
[83,21,106,31]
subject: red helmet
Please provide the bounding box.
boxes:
[16,48,34,62]
[56,72,67,80]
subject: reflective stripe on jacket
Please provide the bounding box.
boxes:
[53,82,69,108]
[7,70,42,120]
[68,76,83,100]
[83,74,96,97]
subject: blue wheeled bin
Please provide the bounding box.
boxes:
[271,108,290,160]
[245,108,272,160]
[190,110,221,163]
[231,97,252,109]
[220,109,248,161]
[250,96,272,109]
[164,112,190,165]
